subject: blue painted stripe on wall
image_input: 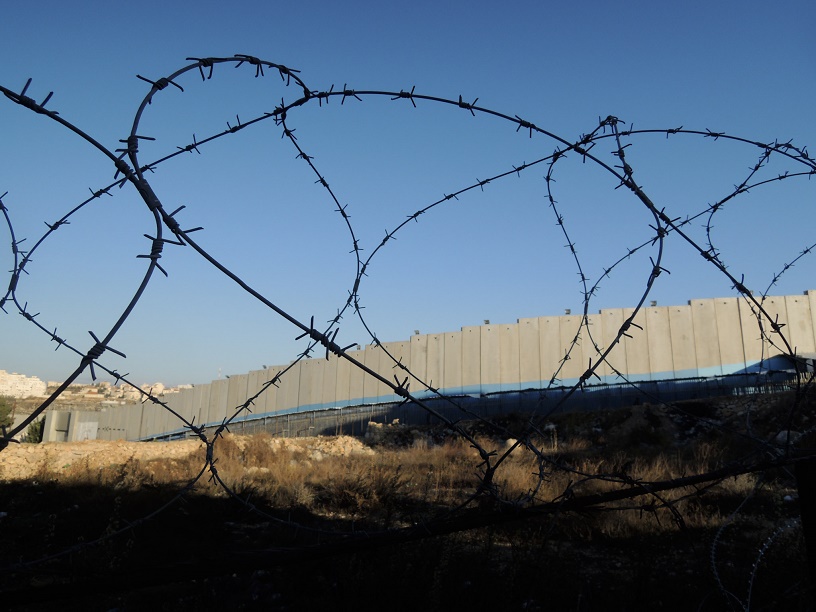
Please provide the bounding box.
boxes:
[673,367,699,379]
[140,359,777,439]
[697,365,724,378]
[721,363,746,375]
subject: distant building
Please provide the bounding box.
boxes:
[0,370,47,398]
[141,382,166,395]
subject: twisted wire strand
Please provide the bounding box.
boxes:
[0,56,814,587]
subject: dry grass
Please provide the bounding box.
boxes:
[29,428,786,540]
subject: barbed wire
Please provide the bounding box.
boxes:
[1,55,815,604]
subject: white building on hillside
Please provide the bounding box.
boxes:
[0,370,47,398]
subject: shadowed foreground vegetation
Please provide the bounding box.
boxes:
[0,397,812,611]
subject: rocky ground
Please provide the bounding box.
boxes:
[0,434,375,481]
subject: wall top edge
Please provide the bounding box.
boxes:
[197,289,815,386]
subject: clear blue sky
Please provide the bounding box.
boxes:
[1,0,814,386]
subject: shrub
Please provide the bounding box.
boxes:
[22,417,44,443]
[0,396,14,431]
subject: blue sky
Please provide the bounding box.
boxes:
[1,0,814,386]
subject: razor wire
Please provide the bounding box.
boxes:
[1,55,815,592]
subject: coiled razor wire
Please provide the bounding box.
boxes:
[1,55,815,592]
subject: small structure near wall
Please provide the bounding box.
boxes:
[43,410,99,442]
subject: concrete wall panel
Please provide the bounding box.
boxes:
[161,393,180,421]
[102,407,117,440]
[583,313,608,379]
[383,340,411,376]
[410,334,429,396]
[192,384,211,429]
[518,317,541,387]
[159,394,182,433]
[256,370,275,414]
[360,346,378,404]
[179,388,196,426]
[93,409,108,441]
[265,371,283,413]
[43,411,66,442]
[622,307,651,381]
[124,403,143,440]
[140,403,161,438]
[810,290,816,353]
[96,408,111,441]
[714,298,747,374]
[499,323,520,392]
[759,296,789,360]
[362,345,389,403]
[785,293,815,354]
[480,324,500,394]
[280,361,302,412]
[131,398,149,438]
[320,357,339,408]
[381,340,410,401]
[119,407,132,440]
[461,326,481,395]
[137,403,152,439]
[600,308,627,378]
[65,411,82,442]
[68,411,99,442]
[156,402,173,437]
[347,349,366,405]
[117,407,131,440]
[140,388,170,437]
[96,411,111,440]
[444,332,463,395]
[117,406,133,440]
[160,399,178,434]
[298,359,323,411]
[668,304,697,377]
[646,307,674,379]
[334,353,352,407]
[105,407,119,440]
[157,401,174,437]
[462,325,482,394]
[207,379,230,426]
[690,299,722,377]
[96,409,112,441]
[426,333,445,393]
[738,297,764,366]
[101,409,115,441]
[225,374,249,424]
[312,358,330,407]
[246,369,266,415]
[558,315,584,382]
[141,403,158,438]
[538,316,562,385]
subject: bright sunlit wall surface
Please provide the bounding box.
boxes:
[44,289,816,442]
